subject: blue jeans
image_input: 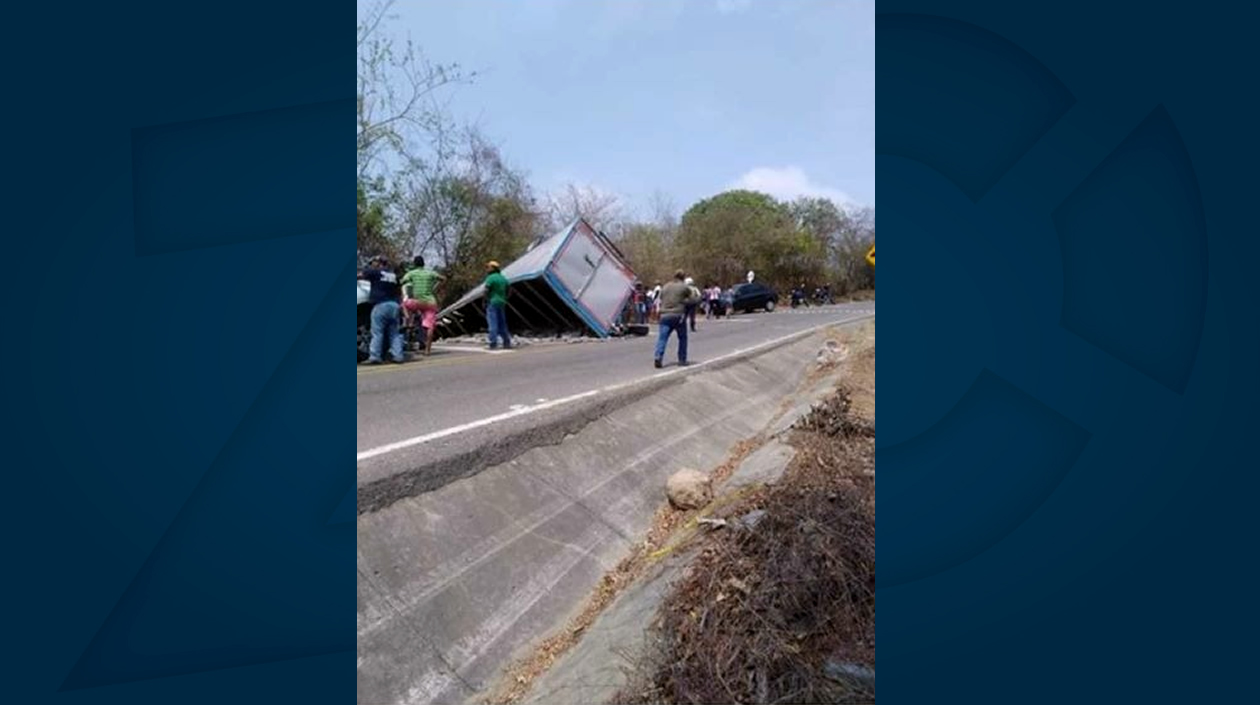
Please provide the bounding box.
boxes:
[635,302,647,324]
[486,303,511,349]
[369,301,404,362]
[654,313,688,363]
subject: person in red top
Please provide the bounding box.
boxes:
[632,282,647,324]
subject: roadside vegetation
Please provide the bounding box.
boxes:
[616,342,876,705]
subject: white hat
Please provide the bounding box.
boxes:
[684,277,694,286]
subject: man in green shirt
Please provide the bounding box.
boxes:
[401,255,445,357]
[483,260,512,350]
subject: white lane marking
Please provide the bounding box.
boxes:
[614,316,862,390]
[357,313,873,461]
[355,390,600,461]
[437,345,514,355]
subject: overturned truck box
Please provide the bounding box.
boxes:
[436,218,637,339]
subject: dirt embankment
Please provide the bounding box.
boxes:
[484,324,876,705]
[615,342,876,705]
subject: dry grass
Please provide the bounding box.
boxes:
[615,346,877,705]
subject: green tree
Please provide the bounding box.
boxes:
[442,192,538,305]
[785,196,877,296]
[676,190,800,289]
[357,177,398,261]
[788,196,844,246]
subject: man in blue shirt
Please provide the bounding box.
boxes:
[359,255,405,364]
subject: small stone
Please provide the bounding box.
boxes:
[666,468,712,509]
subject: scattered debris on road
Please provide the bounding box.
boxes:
[438,332,599,348]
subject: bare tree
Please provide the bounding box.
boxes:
[356,0,478,258]
[646,189,679,231]
[399,126,541,271]
[356,0,473,180]
[832,205,875,294]
[543,182,626,237]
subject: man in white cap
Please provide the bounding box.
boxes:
[684,276,702,332]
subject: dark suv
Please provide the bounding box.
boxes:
[727,282,779,313]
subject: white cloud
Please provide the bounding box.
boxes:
[728,166,856,206]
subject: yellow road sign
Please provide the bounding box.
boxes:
[865,244,875,267]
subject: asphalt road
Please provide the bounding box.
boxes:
[357,303,874,461]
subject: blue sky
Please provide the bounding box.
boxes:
[368,0,873,215]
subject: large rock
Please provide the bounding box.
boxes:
[666,468,711,509]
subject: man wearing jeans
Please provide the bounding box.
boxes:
[483,260,512,350]
[654,269,699,369]
[359,255,405,364]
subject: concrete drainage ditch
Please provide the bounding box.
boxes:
[357,320,870,705]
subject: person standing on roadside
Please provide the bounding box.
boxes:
[654,269,700,369]
[483,260,512,350]
[633,282,647,324]
[401,255,444,357]
[359,255,405,365]
[684,276,701,332]
[649,281,662,322]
